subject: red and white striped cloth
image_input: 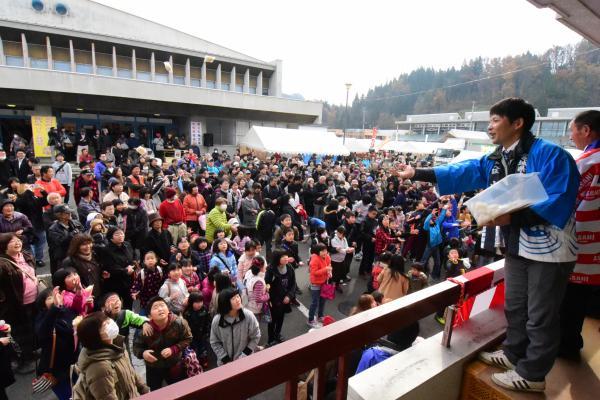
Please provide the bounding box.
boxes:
[449,260,505,327]
[572,146,600,285]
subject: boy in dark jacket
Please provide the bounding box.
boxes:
[358,206,378,277]
[256,198,276,260]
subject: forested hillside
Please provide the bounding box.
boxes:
[322,40,600,129]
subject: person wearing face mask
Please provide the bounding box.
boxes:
[73,311,149,399]
[205,198,233,244]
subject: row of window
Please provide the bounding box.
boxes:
[5,55,266,95]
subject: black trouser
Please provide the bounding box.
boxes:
[359,241,375,275]
[560,282,597,354]
[343,253,353,277]
[11,303,36,359]
[145,365,182,391]
[268,304,286,343]
[331,260,346,283]
[63,185,71,204]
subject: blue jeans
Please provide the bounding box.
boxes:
[31,229,46,263]
[421,243,441,279]
[308,284,326,322]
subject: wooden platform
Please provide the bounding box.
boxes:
[460,318,600,400]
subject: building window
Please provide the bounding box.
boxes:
[220,82,229,90]
[137,71,151,81]
[173,75,185,85]
[30,58,48,69]
[31,0,44,11]
[191,78,200,87]
[96,66,112,76]
[53,60,70,71]
[262,88,269,96]
[539,121,566,137]
[249,87,257,94]
[76,63,92,74]
[5,56,24,67]
[235,84,243,93]
[117,69,132,78]
[206,80,215,89]
[55,3,68,15]
[155,73,168,83]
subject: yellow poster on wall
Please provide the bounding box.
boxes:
[31,115,57,158]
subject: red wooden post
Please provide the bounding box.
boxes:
[313,363,326,399]
[285,377,298,400]
[336,353,349,400]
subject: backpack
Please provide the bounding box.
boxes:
[255,209,266,230]
[140,266,162,287]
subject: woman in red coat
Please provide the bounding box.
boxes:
[308,242,332,329]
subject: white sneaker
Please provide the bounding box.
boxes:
[478,350,515,370]
[491,370,545,392]
[307,320,322,329]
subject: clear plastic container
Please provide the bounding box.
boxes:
[464,173,548,225]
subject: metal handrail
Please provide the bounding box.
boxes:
[138,280,462,400]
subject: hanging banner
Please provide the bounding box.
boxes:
[370,127,378,149]
[190,121,202,146]
[31,115,57,158]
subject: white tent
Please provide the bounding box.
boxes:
[240,126,350,156]
[447,129,491,142]
[450,150,486,163]
[340,138,382,153]
[382,140,442,154]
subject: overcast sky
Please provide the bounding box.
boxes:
[95,0,582,105]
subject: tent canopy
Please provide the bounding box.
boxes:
[240,126,350,156]
[340,138,382,153]
[446,129,491,142]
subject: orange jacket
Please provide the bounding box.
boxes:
[309,253,331,285]
[34,178,67,198]
[182,193,208,222]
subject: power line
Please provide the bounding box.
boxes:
[362,47,600,103]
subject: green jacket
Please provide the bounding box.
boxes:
[205,207,231,243]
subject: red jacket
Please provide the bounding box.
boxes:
[159,199,186,229]
[34,178,66,198]
[309,253,331,285]
[182,194,207,222]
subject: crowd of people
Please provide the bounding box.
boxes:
[0,98,597,398]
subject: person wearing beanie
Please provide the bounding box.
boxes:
[159,187,186,244]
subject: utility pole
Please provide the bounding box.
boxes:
[470,101,476,131]
[343,83,352,145]
[362,106,366,130]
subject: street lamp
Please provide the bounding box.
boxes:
[343,83,352,145]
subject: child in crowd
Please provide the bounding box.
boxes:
[232,226,252,258]
[280,227,303,269]
[131,251,164,314]
[237,240,258,282]
[445,249,466,278]
[52,268,94,316]
[192,236,212,276]
[329,226,353,293]
[407,262,429,294]
[371,290,384,306]
[159,263,190,315]
[183,292,210,368]
[180,258,201,292]
[202,266,219,306]
[368,252,392,293]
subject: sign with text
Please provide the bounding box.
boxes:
[190,121,202,146]
[31,115,57,157]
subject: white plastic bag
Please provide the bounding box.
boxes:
[464,173,548,226]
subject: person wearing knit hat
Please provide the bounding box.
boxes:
[159,187,186,244]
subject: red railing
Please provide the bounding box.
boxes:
[139,261,504,400]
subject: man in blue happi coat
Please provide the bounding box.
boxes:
[397,98,579,393]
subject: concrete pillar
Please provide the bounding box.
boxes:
[201,61,207,88]
[131,49,136,79]
[0,36,4,65]
[45,36,52,69]
[256,71,263,96]
[91,42,96,74]
[230,66,236,92]
[243,69,250,94]
[150,52,155,81]
[168,55,173,83]
[69,39,75,72]
[268,59,283,97]
[21,33,30,68]
[185,58,191,86]
[112,46,117,77]
[215,64,221,89]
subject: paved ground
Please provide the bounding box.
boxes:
[7,237,443,399]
